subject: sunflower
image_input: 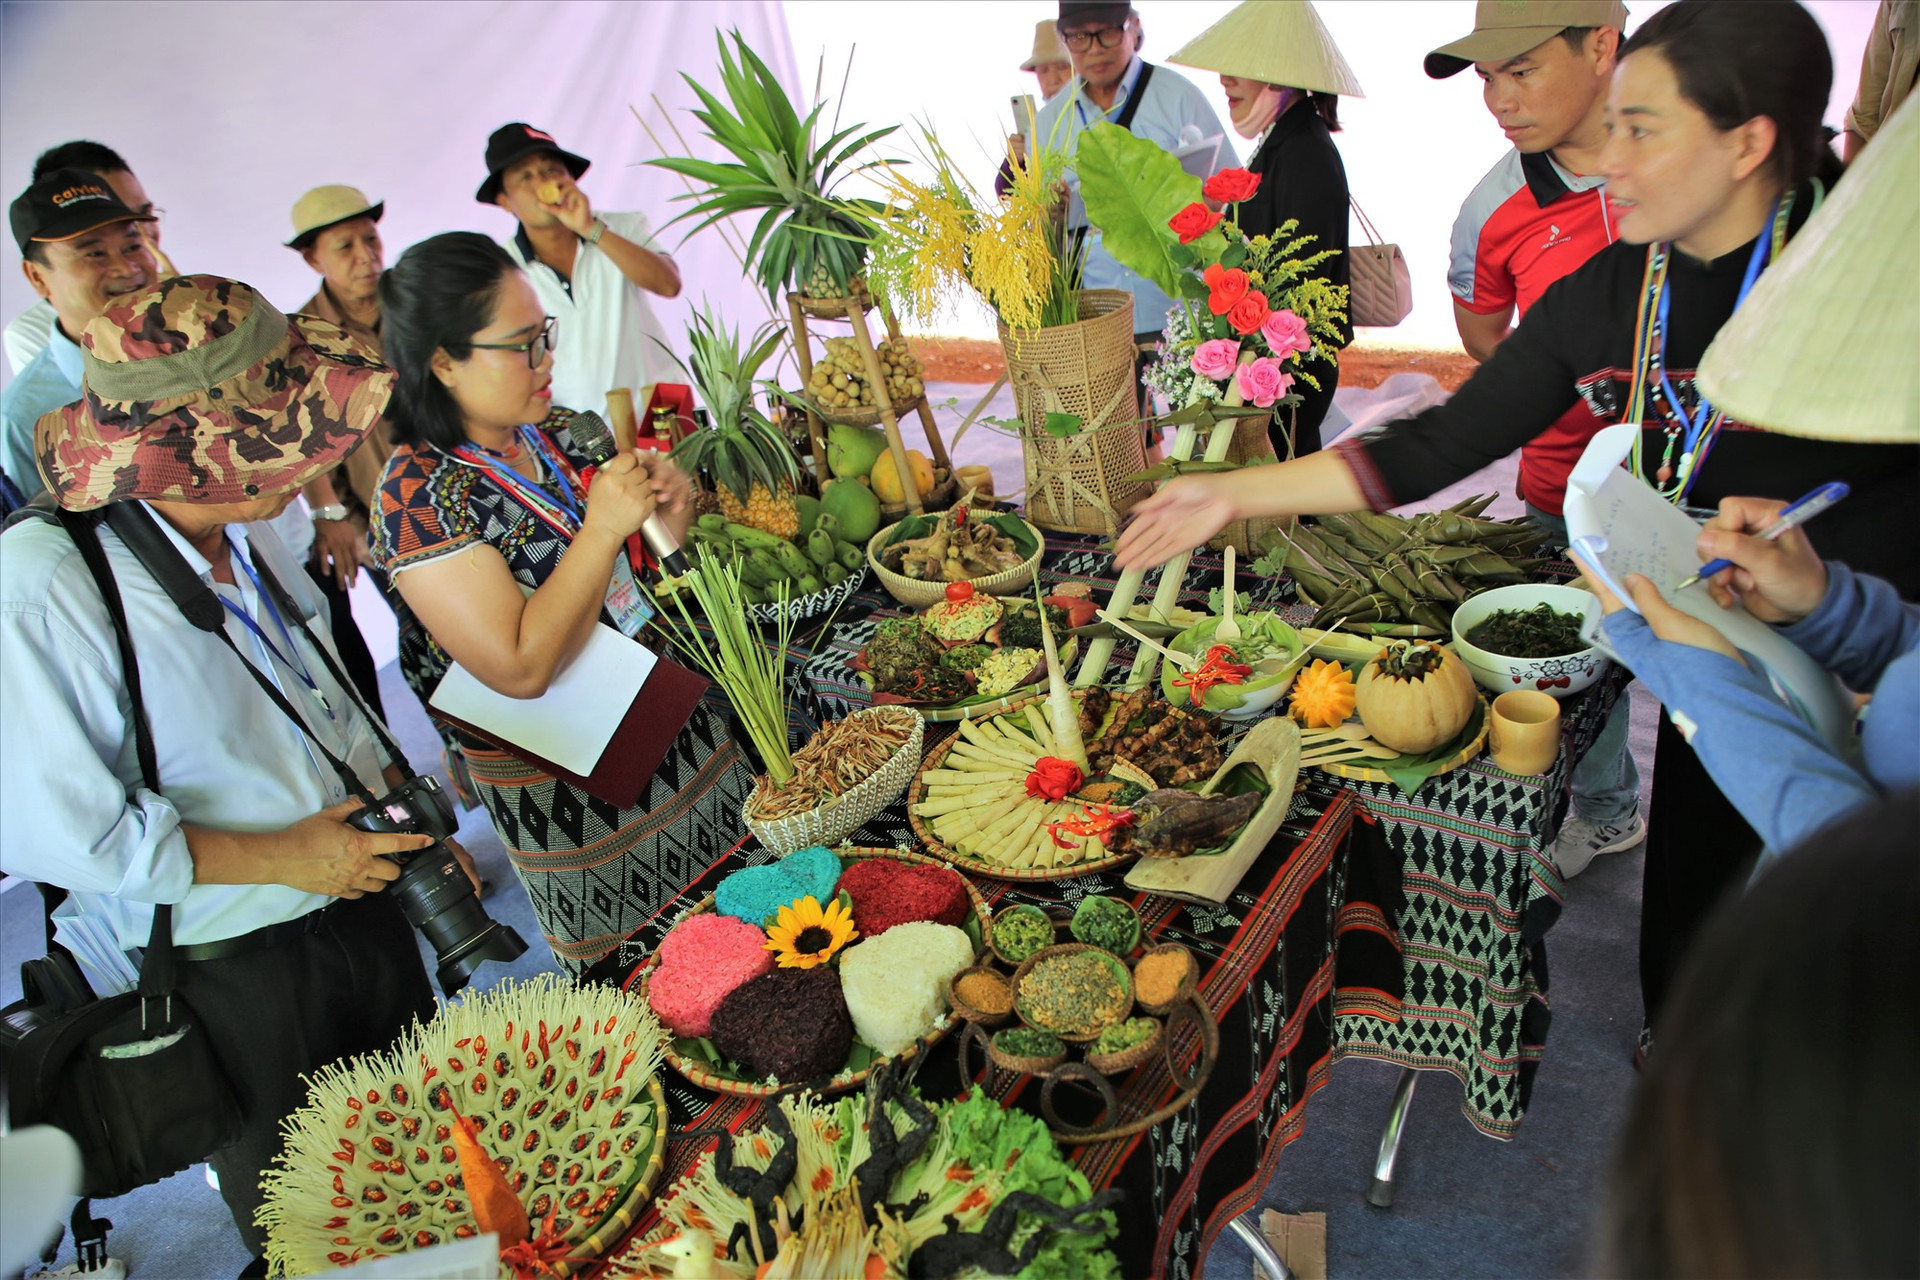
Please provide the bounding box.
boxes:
[764,896,858,969]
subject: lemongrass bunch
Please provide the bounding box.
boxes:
[653,561,796,784]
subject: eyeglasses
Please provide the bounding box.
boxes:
[471,315,558,369]
[1061,24,1129,52]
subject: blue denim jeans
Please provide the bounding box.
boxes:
[1527,503,1641,824]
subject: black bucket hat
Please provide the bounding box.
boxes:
[475,123,591,204]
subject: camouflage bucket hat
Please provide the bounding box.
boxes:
[35,275,394,511]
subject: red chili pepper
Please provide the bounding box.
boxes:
[1169,643,1254,707]
[1046,803,1137,848]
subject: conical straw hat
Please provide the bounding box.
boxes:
[1168,0,1365,98]
[1696,96,1919,443]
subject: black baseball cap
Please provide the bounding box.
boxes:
[1058,1,1133,28]
[10,167,154,254]
[476,123,591,204]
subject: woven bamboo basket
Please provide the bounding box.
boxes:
[1021,416,1153,535]
[1000,291,1145,533]
[816,389,926,429]
[742,706,925,855]
[1206,408,1283,554]
[866,515,1044,607]
[788,281,875,322]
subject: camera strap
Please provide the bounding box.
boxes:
[95,503,380,808]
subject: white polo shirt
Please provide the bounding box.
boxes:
[503,210,675,421]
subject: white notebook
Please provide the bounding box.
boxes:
[429,622,656,776]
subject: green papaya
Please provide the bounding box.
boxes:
[834,541,863,571]
[819,478,882,544]
[805,529,836,567]
[773,540,811,579]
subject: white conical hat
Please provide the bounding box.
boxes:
[1696,96,1919,443]
[1168,0,1365,98]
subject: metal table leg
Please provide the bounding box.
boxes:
[1366,1067,1421,1208]
[1227,1211,1292,1280]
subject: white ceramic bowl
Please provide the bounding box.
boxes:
[1449,583,1610,699]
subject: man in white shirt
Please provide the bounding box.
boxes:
[480,122,679,421]
[4,140,171,376]
[0,275,470,1266]
[1037,3,1231,343]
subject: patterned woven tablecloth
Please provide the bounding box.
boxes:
[602,776,1362,1280]
[792,529,1615,1138]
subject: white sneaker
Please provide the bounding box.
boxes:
[1554,808,1647,878]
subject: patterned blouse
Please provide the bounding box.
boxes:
[372,406,597,713]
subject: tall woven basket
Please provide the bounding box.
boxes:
[998,290,1146,534]
[1206,408,1284,554]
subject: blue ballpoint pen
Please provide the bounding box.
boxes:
[1674,481,1850,591]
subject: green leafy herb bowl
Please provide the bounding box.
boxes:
[1448,583,1608,699]
[1011,943,1135,1044]
[1161,612,1303,718]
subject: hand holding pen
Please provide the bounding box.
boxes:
[1684,489,1839,622]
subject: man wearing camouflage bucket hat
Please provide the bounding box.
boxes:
[0,274,467,1265]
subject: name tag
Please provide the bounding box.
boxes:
[604,555,655,638]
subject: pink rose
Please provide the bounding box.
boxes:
[1189,338,1243,382]
[1261,308,1311,357]
[1236,356,1295,408]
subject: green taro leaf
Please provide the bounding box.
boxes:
[1073,122,1207,297]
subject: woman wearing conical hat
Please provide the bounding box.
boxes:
[1169,0,1365,457]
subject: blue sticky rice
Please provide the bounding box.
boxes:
[715,845,845,926]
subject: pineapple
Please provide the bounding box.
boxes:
[720,479,801,540]
[665,305,807,537]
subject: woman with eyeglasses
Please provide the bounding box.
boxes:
[371,231,755,983]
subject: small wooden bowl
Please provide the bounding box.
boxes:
[1130,943,1198,1017]
[948,966,1016,1028]
[989,904,1060,968]
[988,1027,1067,1075]
[1084,1016,1165,1076]
[1011,943,1134,1044]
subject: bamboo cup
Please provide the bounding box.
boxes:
[1489,690,1562,776]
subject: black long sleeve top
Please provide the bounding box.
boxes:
[1332,187,1920,595]
[1239,103,1353,353]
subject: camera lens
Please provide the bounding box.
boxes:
[389,847,527,995]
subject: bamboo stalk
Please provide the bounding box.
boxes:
[1123,410,1241,689]
[1073,415,1203,687]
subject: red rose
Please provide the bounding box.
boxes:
[1168,202,1223,245]
[1204,264,1250,315]
[1025,756,1085,802]
[1203,168,1261,204]
[1227,290,1272,335]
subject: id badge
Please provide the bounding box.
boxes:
[604,556,656,638]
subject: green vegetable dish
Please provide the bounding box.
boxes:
[1091,1017,1158,1056]
[1464,603,1587,658]
[993,1026,1066,1058]
[1069,896,1141,956]
[993,906,1055,963]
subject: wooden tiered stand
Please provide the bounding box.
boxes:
[785,281,952,516]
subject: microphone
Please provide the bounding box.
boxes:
[565,411,690,577]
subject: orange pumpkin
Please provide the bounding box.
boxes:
[1354,642,1477,754]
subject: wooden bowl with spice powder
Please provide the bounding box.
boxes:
[1011,943,1134,1043]
[1131,943,1197,1016]
[948,966,1015,1027]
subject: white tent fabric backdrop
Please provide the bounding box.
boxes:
[0,0,801,389]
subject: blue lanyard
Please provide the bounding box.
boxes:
[1650,201,1779,463]
[454,425,585,533]
[219,539,333,718]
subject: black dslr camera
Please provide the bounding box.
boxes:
[348,775,526,994]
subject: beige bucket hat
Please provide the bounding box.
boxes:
[286,184,383,250]
[1425,0,1630,79]
[1020,19,1070,70]
[1168,1,1365,98]
[1697,98,1920,444]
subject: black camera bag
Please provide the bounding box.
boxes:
[0,502,242,1198]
